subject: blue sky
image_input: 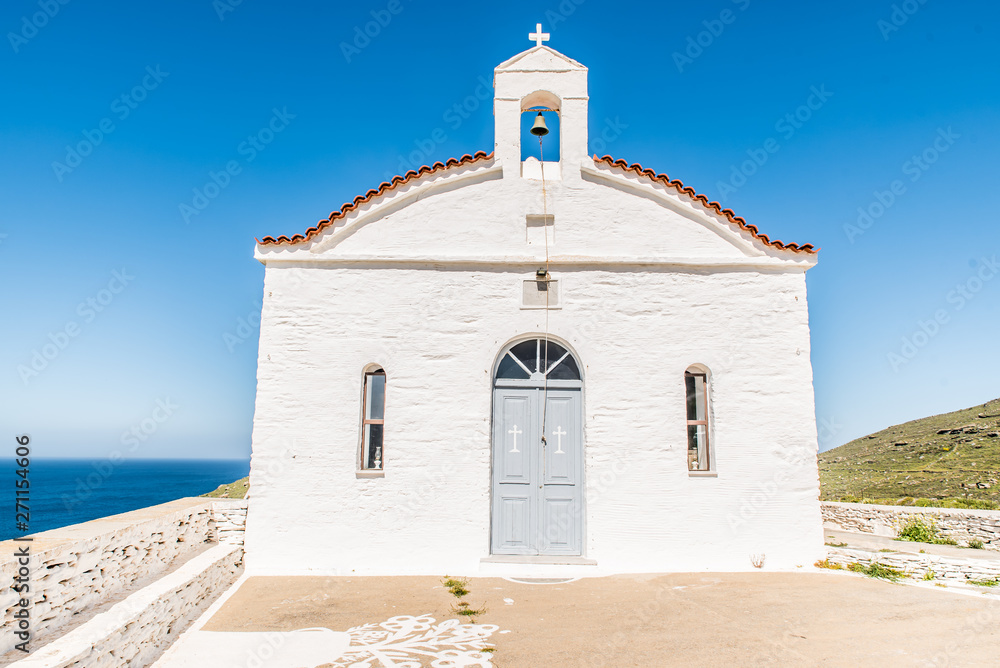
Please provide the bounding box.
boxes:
[1,0,997,459]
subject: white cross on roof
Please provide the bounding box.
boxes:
[529,23,550,47]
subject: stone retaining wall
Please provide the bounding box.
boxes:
[8,543,243,668]
[825,547,1000,583]
[821,502,1000,550]
[211,500,248,545]
[0,497,248,658]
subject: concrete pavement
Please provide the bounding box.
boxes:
[154,571,1000,667]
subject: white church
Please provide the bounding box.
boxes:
[244,27,824,576]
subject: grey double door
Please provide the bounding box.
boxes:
[491,386,583,556]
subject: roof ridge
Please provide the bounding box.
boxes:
[258,151,494,246]
[592,155,818,255]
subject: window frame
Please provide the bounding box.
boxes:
[359,368,386,474]
[684,369,715,476]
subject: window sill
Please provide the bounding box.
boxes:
[356,470,385,479]
[687,471,718,478]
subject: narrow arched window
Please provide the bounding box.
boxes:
[360,368,386,470]
[685,367,712,472]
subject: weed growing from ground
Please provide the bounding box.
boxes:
[967,539,985,550]
[442,577,470,598]
[896,516,958,545]
[967,578,999,587]
[441,575,489,627]
[847,561,905,581]
[897,516,937,543]
[452,600,489,620]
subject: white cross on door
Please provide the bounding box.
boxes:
[508,424,523,453]
[552,426,567,454]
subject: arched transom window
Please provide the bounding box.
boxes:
[496,338,580,381]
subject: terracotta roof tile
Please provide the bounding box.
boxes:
[257,151,494,246]
[593,155,818,254]
[257,150,817,255]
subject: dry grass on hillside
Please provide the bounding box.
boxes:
[202,476,249,499]
[819,398,1000,508]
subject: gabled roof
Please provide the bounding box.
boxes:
[494,45,587,72]
[257,151,494,246]
[257,150,817,255]
[592,155,818,255]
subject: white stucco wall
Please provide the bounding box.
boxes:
[245,263,822,574]
[245,44,823,576]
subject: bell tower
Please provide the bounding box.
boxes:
[493,25,589,180]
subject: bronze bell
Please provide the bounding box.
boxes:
[529,112,549,137]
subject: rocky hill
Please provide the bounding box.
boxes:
[819,398,1000,507]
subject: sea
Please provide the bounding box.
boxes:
[4,458,250,542]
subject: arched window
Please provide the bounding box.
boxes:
[360,368,386,470]
[685,367,712,472]
[496,338,580,381]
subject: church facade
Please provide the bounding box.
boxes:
[245,34,823,576]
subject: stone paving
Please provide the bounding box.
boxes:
[156,570,1000,667]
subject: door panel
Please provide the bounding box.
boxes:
[498,495,531,549]
[540,495,578,554]
[498,394,531,484]
[492,389,536,555]
[542,393,579,486]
